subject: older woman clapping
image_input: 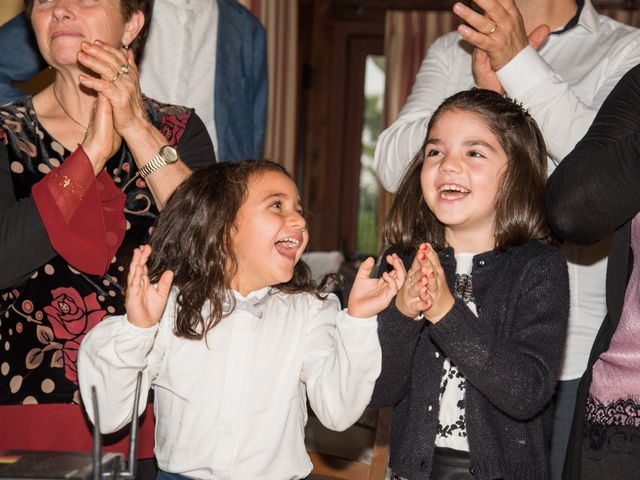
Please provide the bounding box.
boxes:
[0,0,214,459]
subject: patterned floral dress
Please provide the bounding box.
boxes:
[0,96,213,409]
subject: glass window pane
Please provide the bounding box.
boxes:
[357,55,385,255]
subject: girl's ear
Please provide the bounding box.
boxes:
[122,10,145,49]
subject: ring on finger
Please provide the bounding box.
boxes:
[484,23,498,35]
[110,72,120,82]
[120,63,130,75]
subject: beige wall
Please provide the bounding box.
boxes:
[0,0,23,25]
[0,0,52,96]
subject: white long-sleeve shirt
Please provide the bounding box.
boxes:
[375,0,640,381]
[375,0,640,192]
[78,288,381,480]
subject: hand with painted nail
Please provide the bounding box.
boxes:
[348,255,406,318]
[419,244,455,324]
[394,244,431,318]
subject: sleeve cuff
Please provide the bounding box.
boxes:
[122,318,160,337]
[340,309,377,328]
[32,146,126,277]
[497,45,554,99]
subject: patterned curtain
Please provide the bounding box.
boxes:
[238,0,299,174]
[383,11,460,128]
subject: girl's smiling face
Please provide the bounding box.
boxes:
[420,108,509,251]
[231,171,309,296]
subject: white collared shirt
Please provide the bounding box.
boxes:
[374,0,640,380]
[139,0,219,154]
[78,288,381,480]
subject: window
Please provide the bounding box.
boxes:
[357,55,385,255]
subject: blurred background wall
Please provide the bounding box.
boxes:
[0,0,23,25]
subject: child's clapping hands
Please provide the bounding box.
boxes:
[347,256,406,318]
[395,243,455,323]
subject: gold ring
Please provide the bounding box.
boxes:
[485,23,498,35]
[120,64,130,75]
[110,72,120,82]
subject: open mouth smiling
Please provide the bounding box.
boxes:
[437,183,470,200]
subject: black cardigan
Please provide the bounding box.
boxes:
[546,64,640,480]
[371,241,569,480]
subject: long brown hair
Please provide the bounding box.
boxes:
[147,161,322,340]
[384,89,551,254]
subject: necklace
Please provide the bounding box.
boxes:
[52,87,88,135]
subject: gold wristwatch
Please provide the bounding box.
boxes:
[138,145,179,178]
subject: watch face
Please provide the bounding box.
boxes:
[160,145,179,163]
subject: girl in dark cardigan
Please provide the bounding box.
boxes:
[372,89,569,480]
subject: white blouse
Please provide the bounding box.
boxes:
[435,253,476,451]
[78,288,381,480]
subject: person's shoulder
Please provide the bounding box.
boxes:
[142,95,193,118]
[593,11,640,43]
[0,95,34,118]
[0,95,37,143]
[505,240,565,267]
[142,95,198,144]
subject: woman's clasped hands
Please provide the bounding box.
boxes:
[394,243,455,324]
[76,40,148,172]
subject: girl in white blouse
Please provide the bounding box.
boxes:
[78,160,405,480]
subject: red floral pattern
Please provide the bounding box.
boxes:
[44,287,106,383]
[0,95,194,405]
[160,114,189,147]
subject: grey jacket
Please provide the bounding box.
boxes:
[371,240,569,480]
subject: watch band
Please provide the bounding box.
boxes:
[138,152,167,178]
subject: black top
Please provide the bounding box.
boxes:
[0,95,214,405]
[546,63,640,480]
[371,241,569,480]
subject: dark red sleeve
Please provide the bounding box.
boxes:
[31,146,126,277]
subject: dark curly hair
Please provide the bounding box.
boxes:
[146,161,324,340]
[384,88,551,254]
[24,0,153,60]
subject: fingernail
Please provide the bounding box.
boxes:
[453,2,464,13]
[458,24,470,35]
